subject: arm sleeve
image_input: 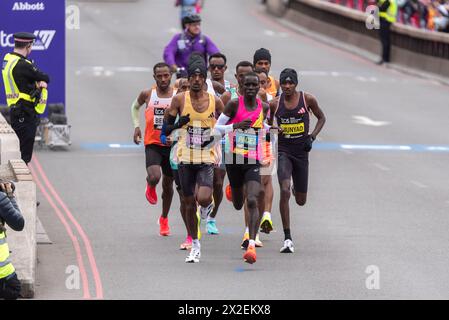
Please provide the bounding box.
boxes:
[0,193,25,232]
[131,98,143,128]
[18,60,50,83]
[379,0,390,12]
[163,35,180,66]
[214,113,233,135]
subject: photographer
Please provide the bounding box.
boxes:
[0,180,24,300]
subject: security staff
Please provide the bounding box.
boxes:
[0,180,24,300]
[377,0,398,65]
[2,32,50,164]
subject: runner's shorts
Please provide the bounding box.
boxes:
[145,144,173,178]
[178,163,214,196]
[225,163,261,189]
[277,152,309,193]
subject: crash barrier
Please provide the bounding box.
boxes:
[266,0,449,78]
[0,113,36,298]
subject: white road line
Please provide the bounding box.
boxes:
[372,163,390,171]
[352,115,390,127]
[341,144,411,151]
[410,180,428,188]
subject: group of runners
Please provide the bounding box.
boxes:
[131,47,326,264]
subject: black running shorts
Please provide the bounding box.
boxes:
[145,144,173,178]
[277,152,309,193]
[178,163,214,197]
[225,163,261,189]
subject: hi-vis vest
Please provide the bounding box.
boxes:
[2,53,48,114]
[379,0,397,23]
[0,230,15,279]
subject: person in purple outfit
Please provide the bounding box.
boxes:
[163,14,219,79]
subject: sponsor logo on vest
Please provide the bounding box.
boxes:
[12,2,45,11]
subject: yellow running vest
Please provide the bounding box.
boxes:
[177,92,217,164]
[0,230,15,279]
[2,53,48,114]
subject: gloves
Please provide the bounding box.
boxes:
[160,133,167,145]
[176,114,190,128]
[304,135,315,152]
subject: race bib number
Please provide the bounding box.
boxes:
[280,122,305,135]
[186,126,211,149]
[153,107,165,130]
[233,131,258,155]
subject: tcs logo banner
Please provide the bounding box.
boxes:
[0,0,65,106]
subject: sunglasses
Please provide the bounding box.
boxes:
[210,64,225,70]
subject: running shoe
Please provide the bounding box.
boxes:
[241,232,249,250]
[243,245,257,264]
[206,219,219,235]
[255,233,263,247]
[225,184,232,202]
[200,198,215,220]
[259,213,273,234]
[159,216,170,236]
[280,239,294,253]
[196,207,202,240]
[145,183,158,205]
[185,247,201,263]
[180,236,192,250]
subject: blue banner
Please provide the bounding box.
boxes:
[0,0,66,106]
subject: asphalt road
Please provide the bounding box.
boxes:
[33,0,449,299]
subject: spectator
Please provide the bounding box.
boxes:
[0,180,24,300]
[433,0,449,31]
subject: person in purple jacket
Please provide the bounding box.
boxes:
[163,14,219,79]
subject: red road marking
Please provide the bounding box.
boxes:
[31,156,104,299]
[29,162,91,299]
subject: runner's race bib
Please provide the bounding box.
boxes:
[153,107,165,130]
[186,126,212,149]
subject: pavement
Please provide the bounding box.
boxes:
[33,0,449,299]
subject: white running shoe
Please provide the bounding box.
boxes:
[200,198,215,220]
[280,239,294,253]
[185,247,201,263]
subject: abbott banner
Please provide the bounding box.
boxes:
[0,0,65,106]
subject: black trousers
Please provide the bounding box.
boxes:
[379,18,391,63]
[0,273,21,300]
[10,110,39,164]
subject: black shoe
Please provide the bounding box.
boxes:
[36,201,40,207]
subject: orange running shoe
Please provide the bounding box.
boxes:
[159,216,170,236]
[243,245,257,264]
[225,184,232,202]
[146,183,158,205]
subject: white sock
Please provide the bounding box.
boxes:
[207,216,215,223]
[263,211,271,220]
[249,240,256,248]
[193,239,200,249]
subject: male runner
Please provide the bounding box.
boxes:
[253,48,280,97]
[131,62,176,236]
[202,52,235,235]
[215,72,270,264]
[269,68,326,253]
[165,58,224,263]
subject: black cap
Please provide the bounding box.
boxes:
[183,14,201,25]
[253,48,272,65]
[280,68,299,85]
[13,32,36,43]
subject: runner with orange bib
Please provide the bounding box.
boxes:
[253,48,280,98]
[131,62,177,236]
